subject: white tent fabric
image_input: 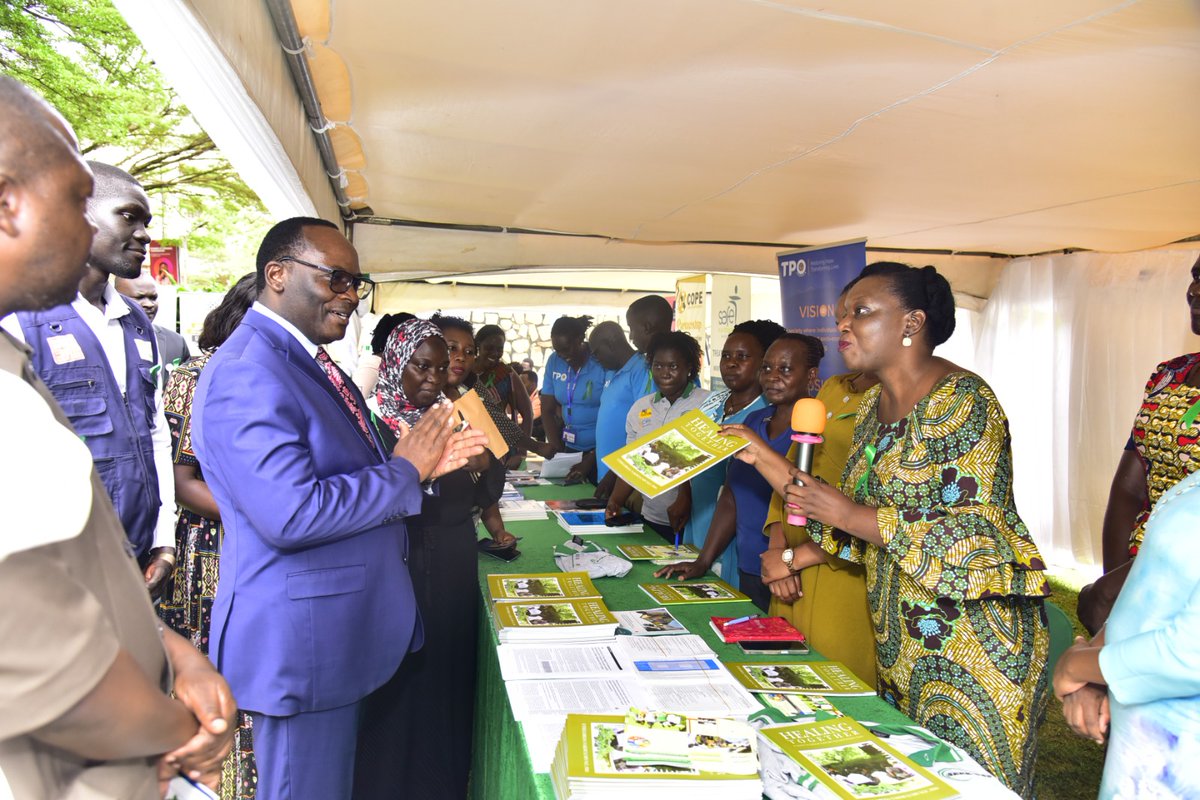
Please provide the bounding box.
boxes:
[975,247,1200,571]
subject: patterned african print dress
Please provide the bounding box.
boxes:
[808,372,1049,799]
[1126,352,1200,557]
[160,353,257,800]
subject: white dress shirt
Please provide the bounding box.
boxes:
[1,283,177,550]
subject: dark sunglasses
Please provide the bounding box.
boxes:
[278,256,375,300]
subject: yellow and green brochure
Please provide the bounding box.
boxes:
[725,661,875,696]
[551,713,762,790]
[492,598,617,630]
[601,409,751,498]
[617,543,700,561]
[487,571,602,603]
[639,579,750,605]
[761,718,958,800]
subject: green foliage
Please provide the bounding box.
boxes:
[0,0,272,283]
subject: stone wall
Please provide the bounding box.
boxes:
[462,310,624,372]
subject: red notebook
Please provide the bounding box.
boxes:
[710,616,805,643]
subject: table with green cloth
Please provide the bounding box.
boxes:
[468,483,915,800]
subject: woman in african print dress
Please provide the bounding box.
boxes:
[1077,253,1200,635]
[159,275,258,800]
[770,262,1050,798]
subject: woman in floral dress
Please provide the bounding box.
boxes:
[159,275,258,800]
[776,262,1050,798]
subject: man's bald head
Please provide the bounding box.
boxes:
[0,77,95,316]
[588,320,634,371]
[0,77,80,183]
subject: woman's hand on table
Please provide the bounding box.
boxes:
[1060,684,1110,744]
[654,559,709,581]
[491,530,518,547]
[767,574,802,604]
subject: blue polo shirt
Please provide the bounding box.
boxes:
[726,405,795,569]
[594,352,653,479]
[541,351,606,451]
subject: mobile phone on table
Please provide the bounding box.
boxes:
[575,497,607,510]
[737,640,810,655]
[477,538,522,562]
[605,512,641,527]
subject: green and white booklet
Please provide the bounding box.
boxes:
[550,712,763,799]
[601,409,751,498]
[725,661,875,696]
[492,599,619,644]
[761,718,959,800]
[639,579,750,605]
[487,571,602,603]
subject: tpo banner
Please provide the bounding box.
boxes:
[777,239,866,381]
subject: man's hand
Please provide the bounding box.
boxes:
[491,529,518,547]
[391,403,488,481]
[767,574,803,603]
[143,548,176,598]
[162,636,236,787]
[593,472,617,501]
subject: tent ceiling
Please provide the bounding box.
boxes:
[289,0,1200,269]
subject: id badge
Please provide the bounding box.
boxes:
[135,338,154,362]
[563,428,577,445]
[47,333,85,364]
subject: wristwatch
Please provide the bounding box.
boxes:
[781,547,795,571]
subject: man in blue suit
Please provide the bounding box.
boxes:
[192,217,485,800]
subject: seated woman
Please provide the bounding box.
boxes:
[353,317,506,800]
[1055,470,1200,798]
[657,334,822,611]
[606,332,710,543]
[758,262,1049,798]
[685,319,784,581]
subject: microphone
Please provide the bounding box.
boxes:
[786,397,827,526]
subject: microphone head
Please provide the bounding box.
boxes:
[790,397,827,435]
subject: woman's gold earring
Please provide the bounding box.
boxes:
[901,334,913,348]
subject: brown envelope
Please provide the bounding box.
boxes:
[453,388,507,459]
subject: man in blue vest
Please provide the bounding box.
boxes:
[2,162,177,595]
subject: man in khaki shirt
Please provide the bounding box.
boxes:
[0,76,235,798]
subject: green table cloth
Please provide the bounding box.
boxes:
[469,483,914,800]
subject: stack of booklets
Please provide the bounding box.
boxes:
[498,497,549,521]
[550,710,762,799]
[724,661,875,697]
[639,579,750,605]
[488,572,619,644]
[555,510,642,535]
[760,717,959,799]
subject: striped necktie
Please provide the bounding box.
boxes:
[316,348,376,450]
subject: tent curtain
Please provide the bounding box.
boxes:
[973,248,1200,571]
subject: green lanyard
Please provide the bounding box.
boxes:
[1181,397,1200,430]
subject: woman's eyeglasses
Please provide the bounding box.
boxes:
[278,256,375,300]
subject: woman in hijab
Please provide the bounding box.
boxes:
[354,317,497,800]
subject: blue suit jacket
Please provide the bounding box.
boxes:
[193,309,424,716]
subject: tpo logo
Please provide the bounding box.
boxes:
[779,257,807,278]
